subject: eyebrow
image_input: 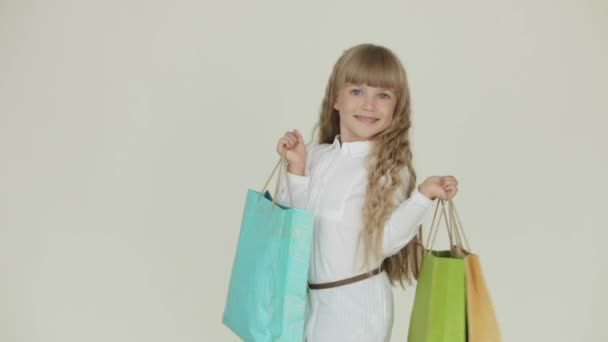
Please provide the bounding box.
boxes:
[378,88,395,94]
[345,84,395,94]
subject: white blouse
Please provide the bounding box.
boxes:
[276,135,434,284]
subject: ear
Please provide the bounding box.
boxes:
[333,96,340,111]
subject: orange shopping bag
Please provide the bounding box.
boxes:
[446,199,502,342]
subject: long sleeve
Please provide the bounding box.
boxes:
[382,187,434,257]
[275,170,310,209]
[274,144,320,209]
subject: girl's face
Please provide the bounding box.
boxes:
[334,83,397,143]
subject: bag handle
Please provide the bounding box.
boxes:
[425,199,451,250]
[258,153,294,208]
[257,124,320,208]
[447,198,471,252]
[425,198,472,253]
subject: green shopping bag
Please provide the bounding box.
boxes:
[222,158,314,342]
[408,199,467,342]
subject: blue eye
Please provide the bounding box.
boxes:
[378,93,391,100]
[350,89,363,95]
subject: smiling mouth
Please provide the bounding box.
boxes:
[355,115,379,124]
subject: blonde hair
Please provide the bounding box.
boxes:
[315,43,423,287]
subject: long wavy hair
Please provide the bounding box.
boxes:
[314,43,423,287]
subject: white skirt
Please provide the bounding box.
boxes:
[305,271,394,342]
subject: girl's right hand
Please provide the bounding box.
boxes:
[418,176,459,200]
[276,129,307,176]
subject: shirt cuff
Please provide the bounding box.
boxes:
[410,187,434,207]
[285,171,310,187]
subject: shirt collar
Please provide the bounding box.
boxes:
[332,134,372,157]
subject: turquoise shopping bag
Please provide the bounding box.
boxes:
[223,158,314,342]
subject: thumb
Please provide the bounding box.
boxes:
[438,187,448,200]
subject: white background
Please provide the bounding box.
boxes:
[1,0,606,341]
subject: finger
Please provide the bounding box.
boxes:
[444,185,456,192]
[282,134,291,145]
[295,130,304,144]
[442,176,456,183]
[446,187,458,197]
[438,188,447,200]
[278,139,287,153]
[444,178,458,185]
[287,134,297,146]
[291,132,301,146]
[282,137,293,149]
[447,189,457,199]
[443,186,453,197]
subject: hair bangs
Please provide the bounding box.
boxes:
[338,46,404,93]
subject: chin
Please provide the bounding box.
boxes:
[353,130,380,140]
[342,119,387,140]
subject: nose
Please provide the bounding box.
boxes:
[362,94,376,112]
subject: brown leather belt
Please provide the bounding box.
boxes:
[308,267,383,290]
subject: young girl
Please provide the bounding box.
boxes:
[275,43,458,342]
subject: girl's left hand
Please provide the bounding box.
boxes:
[418,176,459,200]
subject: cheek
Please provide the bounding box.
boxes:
[337,109,349,124]
[381,102,397,119]
[343,96,363,110]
